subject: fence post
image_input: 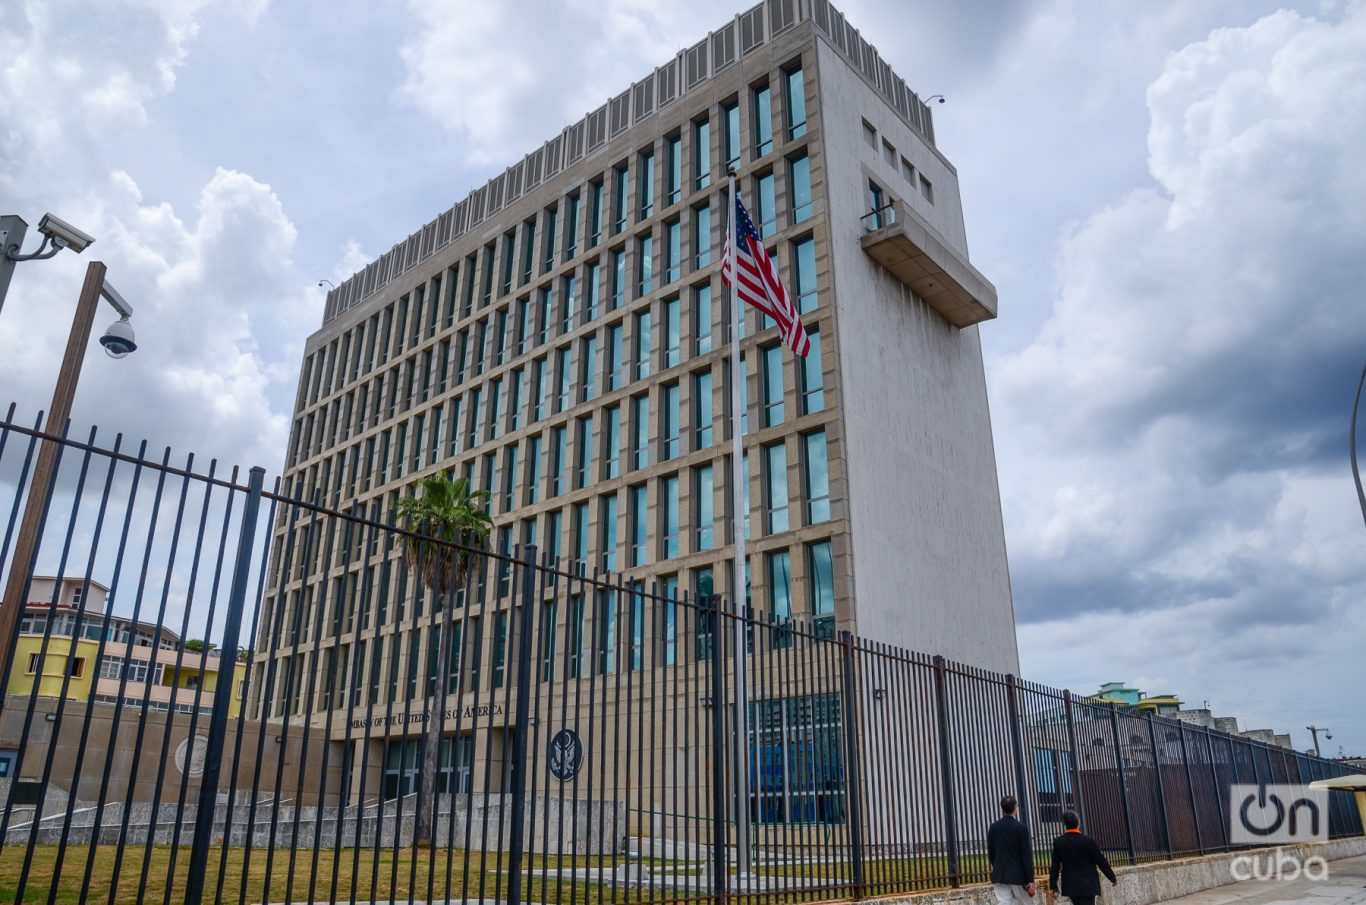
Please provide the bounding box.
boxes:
[1005,675,1029,829]
[707,595,729,899]
[1145,713,1173,859]
[839,632,865,898]
[1204,732,1227,850]
[505,544,539,905]
[184,466,265,905]
[1063,691,1087,828]
[1177,724,1204,854]
[932,655,961,887]
[1108,704,1138,865]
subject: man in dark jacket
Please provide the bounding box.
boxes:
[1049,811,1117,905]
[987,795,1035,904]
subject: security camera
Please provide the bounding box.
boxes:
[100,316,137,359]
[37,213,95,254]
[1326,730,1334,740]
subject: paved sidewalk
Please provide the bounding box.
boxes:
[1151,855,1366,904]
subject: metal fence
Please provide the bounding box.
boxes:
[0,409,1360,905]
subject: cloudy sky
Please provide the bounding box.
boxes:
[2,0,1363,754]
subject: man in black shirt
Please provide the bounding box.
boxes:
[1049,811,1117,905]
[987,794,1036,904]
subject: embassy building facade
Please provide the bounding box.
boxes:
[258,0,1016,808]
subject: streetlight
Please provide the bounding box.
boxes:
[1307,725,1333,757]
[0,213,96,314]
[1351,361,1366,531]
[0,261,138,679]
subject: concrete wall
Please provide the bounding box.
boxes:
[877,836,1366,905]
[814,38,1018,673]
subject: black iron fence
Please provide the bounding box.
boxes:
[0,409,1360,905]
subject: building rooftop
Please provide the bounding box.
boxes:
[321,0,938,329]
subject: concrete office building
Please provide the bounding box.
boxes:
[259,0,1015,815]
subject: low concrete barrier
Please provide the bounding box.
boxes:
[877,837,1366,905]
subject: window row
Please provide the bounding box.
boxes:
[290,251,822,468]
[302,62,813,414]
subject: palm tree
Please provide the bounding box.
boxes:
[394,473,492,848]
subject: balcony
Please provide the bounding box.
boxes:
[860,200,998,328]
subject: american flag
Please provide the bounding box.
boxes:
[721,190,810,357]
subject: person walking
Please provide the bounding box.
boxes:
[1048,811,1117,905]
[988,794,1036,904]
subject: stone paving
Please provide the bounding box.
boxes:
[1152,854,1366,905]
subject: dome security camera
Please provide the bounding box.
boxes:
[100,316,137,359]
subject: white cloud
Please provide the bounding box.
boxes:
[397,0,736,165]
[995,6,1366,748]
[0,0,331,472]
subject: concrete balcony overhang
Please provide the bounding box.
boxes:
[860,200,998,328]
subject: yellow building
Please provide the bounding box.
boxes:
[7,576,244,720]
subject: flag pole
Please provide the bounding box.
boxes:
[725,167,753,876]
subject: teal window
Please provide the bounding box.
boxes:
[604,404,621,479]
[574,415,592,489]
[629,585,645,670]
[808,540,835,629]
[661,475,680,559]
[694,118,712,190]
[607,323,624,391]
[801,331,823,414]
[555,346,572,413]
[723,102,740,170]
[663,297,681,367]
[600,493,618,573]
[789,152,812,224]
[572,501,589,576]
[768,550,792,623]
[868,181,885,228]
[639,151,655,219]
[785,66,807,139]
[543,205,558,272]
[694,370,713,449]
[638,234,654,296]
[695,464,714,551]
[509,367,524,430]
[804,430,830,524]
[631,394,649,470]
[538,287,552,343]
[611,248,627,309]
[666,134,682,204]
[635,311,652,379]
[519,222,535,283]
[546,510,562,562]
[765,441,789,533]
[580,335,598,402]
[561,275,577,333]
[660,575,679,665]
[492,611,508,687]
[662,382,680,460]
[793,237,818,313]
[590,180,604,246]
[695,285,713,355]
[527,434,542,504]
[550,425,566,496]
[753,83,773,156]
[664,220,681,284]
[756,171,777,238]
[613,166,629,233]
[586,261,602,321]
[540,600,557,682]
[629,484,648,567]
[501,232,515,295]
[533,357,549,421]
[487,377,503,439]
[517,297,533,354]
[565,193,581,258]
[596,589,616,675]
[567,594,585,677]
[762,345,785,427]
[694,204,712,268]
